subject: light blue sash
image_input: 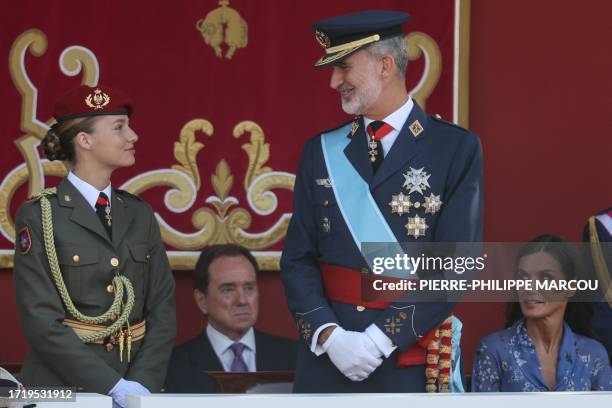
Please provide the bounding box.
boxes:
[320,124,409,274]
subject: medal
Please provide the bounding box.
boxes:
[389,192,413,216]
[368,138,378,162]
[405,214,429,239]
[403,167,431,195]
[423,193,443,214]
[105,205,112,227]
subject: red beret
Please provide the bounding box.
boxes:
[53,85,133,122]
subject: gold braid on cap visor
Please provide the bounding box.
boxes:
[315,34,381,66]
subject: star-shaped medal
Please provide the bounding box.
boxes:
[403,167,431,195]
[389,192,413,216]
[405,214,429,239]
[423,193,443,215]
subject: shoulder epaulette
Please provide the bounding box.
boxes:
[26,187,57,203]
[430,114,469,132]
[114,189,142,201]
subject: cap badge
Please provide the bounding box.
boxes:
[315,30,331,49]
[85,88,111,110]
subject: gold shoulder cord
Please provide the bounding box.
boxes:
[38,189,136,347]
[588,216,612,308]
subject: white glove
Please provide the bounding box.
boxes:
[109,378,150,408]
[324,327,383,381]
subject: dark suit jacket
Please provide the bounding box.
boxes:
[164,328,297,393]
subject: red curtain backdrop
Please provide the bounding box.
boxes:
[1,0,611,374]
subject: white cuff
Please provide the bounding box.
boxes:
[365,324,396,358]
[310,323,338,355]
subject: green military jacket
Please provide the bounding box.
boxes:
[13,178,176,394]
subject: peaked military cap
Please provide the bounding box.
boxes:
[53,85,133,122]
[312,10,411,67]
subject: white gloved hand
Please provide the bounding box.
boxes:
[108,378,150,408]
[324,327,383,381]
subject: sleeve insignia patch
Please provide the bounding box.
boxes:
[17,226,32,254]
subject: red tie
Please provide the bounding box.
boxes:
[367,121,394,141]
[95,192,112,238]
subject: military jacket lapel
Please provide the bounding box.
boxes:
[370,103,428,191]
[58,179,112,245]
[342,117,373,184]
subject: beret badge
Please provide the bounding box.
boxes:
[315,30,331,49]
[85,88,111,110]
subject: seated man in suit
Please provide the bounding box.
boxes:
[164,244,297,393]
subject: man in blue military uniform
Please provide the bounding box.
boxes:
[281,10,483,392]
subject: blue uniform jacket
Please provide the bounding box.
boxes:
[281,103,483,392]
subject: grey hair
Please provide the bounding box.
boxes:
[366,36,408,78]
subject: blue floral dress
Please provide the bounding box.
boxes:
[472,319,612,391]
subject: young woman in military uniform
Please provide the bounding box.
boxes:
[13,85,176,407]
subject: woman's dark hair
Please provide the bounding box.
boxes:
[41,117,98,162]
[194,244,259,293]
[506,234,595,338]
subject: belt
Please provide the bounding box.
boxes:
[320,263,443,366]
[63,319,146,362]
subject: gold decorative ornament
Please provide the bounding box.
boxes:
[325,34,380,54]
[195,0,248,59]
[406,32,442,112]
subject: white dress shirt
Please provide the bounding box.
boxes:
[206,324,257,372]
[363,97,414,157]
[67,171,112,210]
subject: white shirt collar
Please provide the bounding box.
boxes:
[363,97,414,156]
[67,171,112,210]
[363,97,414,133]
[206,323,256,356]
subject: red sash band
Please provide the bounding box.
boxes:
[320,263,437,366]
